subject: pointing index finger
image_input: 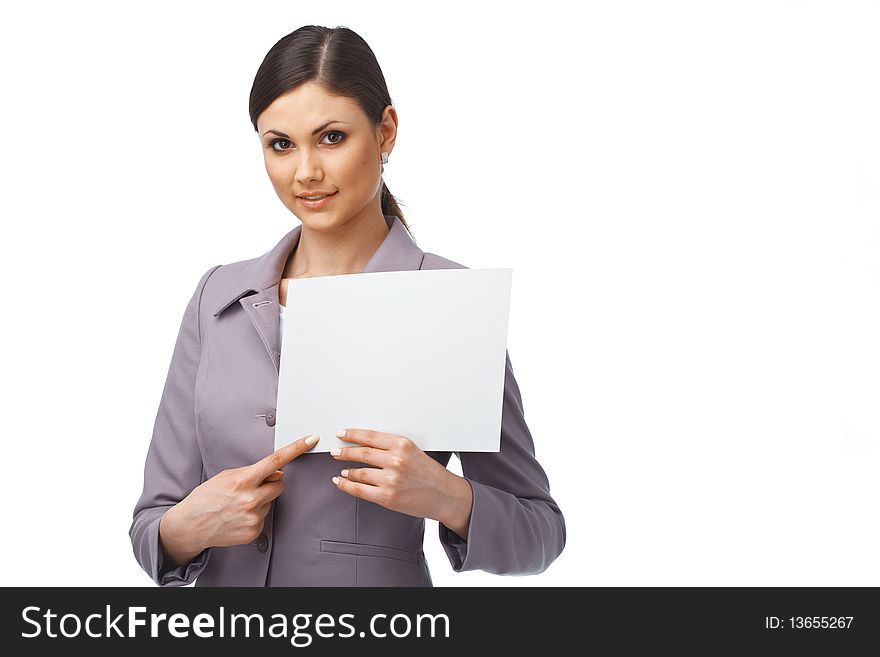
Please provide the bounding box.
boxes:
[251,434,319,480]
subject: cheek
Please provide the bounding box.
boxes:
[347,151,377,187]
[264,160,291,192]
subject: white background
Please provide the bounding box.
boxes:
[1,0,877,586]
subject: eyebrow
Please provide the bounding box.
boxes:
[261,121,348,139]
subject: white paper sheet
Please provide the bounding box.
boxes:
[274,268,512,453]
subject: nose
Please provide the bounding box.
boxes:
[295,149,323,186]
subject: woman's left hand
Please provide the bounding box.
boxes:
[330,428,473,539]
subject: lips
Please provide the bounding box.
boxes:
[297,191,338,209]
[297,192,337,199]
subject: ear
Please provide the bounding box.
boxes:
[377,104,399,154]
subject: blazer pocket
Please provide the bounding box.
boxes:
[320,540,420,564]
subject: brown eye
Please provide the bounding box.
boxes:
[270,139,291,152]
[323,131,346,145]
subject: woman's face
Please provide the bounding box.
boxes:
[256,81,397,230]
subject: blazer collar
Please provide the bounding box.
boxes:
[212,214,424,318]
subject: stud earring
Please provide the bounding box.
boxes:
[380,152,389,164]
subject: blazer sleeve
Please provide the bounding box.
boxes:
[438,350,566,575]
[129,264,221,586]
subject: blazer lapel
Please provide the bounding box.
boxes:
[240,285,282,375]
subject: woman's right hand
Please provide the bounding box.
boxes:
[159,434,320,567]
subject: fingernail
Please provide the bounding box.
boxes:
[305,434,319,446]
[330,448,342,457]
[336,429,347,438]
[332,476,339,485]
[341,469,349,477]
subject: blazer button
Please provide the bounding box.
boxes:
[253,533,269,553]
[265,410,276,427]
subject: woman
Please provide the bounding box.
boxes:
[130,25,566,586]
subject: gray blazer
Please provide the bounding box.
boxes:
[130,214,566,586]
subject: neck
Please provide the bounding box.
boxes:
[283,208,390,279]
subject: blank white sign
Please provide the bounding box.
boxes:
[274,268,513,453]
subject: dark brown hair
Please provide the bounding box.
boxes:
[249,25,412,239]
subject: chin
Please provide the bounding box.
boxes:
[294,210,344,229]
